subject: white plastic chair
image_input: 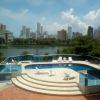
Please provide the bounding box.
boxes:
[63,57,67,62]
[68,57,72,62]
[58,56,63,62]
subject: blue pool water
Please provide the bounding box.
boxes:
[0,64,21,73]
[80,74,98,80]
[25,63,93,70]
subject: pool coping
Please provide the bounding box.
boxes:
[20,61,100,70]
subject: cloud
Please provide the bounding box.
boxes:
[0,7,36,36]
[0,7,29,22]
[0,7,48,33]
[84,9,100,27]
[50,8,100,34]
[0,7,100,36]
[45,22,65,34]
[45,12,87,34]
[61,8,87,33]
[60,8,100,34]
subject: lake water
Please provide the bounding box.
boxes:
[0,46,63,57]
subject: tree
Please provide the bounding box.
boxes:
[21,51,30,56]
[0,52,4,62]
[91,46,100,57]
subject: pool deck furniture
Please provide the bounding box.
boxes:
[63,57,67,62]
[68,57,73,62]
[57,56,63,62]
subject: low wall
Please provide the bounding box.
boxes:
[0,71,21,81]
[79,85,100,94]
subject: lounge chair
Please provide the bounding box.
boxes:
[63,57,67,62]
[58,56,63,62]
[52,59,57,62]
[68,57,73,62]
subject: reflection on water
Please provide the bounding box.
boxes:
[0,46,62,57]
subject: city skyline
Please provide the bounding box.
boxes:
[0,0,100,37]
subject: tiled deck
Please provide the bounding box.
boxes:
[0,85,100,100]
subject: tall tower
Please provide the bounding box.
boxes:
[20,26,30,39]
[87,26,93,38]
[26,28,30,38]
[94,26,100,39]
[40,25,43,34]
[68,26,72,39]
[0,24,6,30]
[20,26,27,38]
[36,22,41,39]
[37,22,41,34]
[36,22,44,39]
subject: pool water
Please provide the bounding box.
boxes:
[80,74,98,79]
[0,64,21,73]
[25,64,93,70]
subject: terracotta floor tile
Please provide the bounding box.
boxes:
[0,85,100,100]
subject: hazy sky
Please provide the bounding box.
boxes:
[0,0,100,37]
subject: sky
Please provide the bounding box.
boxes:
[0,0,100,37]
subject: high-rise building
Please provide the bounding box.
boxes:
[37,22,41,35]
[20,26,26,38]
[0,24,13,43]
[30,32,36,39]
[26,28,31,38]
[43,31,48,39]
[94,26,100,39]
[36,22,44,39]
[73,32,83,38]
[0,30,13,43]
[57,29,67,41]
[68,26,72,39]
[87,26,93,38]
[40,25,43,34]
[20,26,31,39]
[0,24,6,30]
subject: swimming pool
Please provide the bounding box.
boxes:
[25,63,93,70]
[0,64,21,73]
[25,63,100,85]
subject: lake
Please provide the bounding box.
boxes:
[0,46,64,57]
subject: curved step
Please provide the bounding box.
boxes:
[27,74,77,84]
[22,75,78,87]
[12,78,82,95]
[16,76,80,91]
